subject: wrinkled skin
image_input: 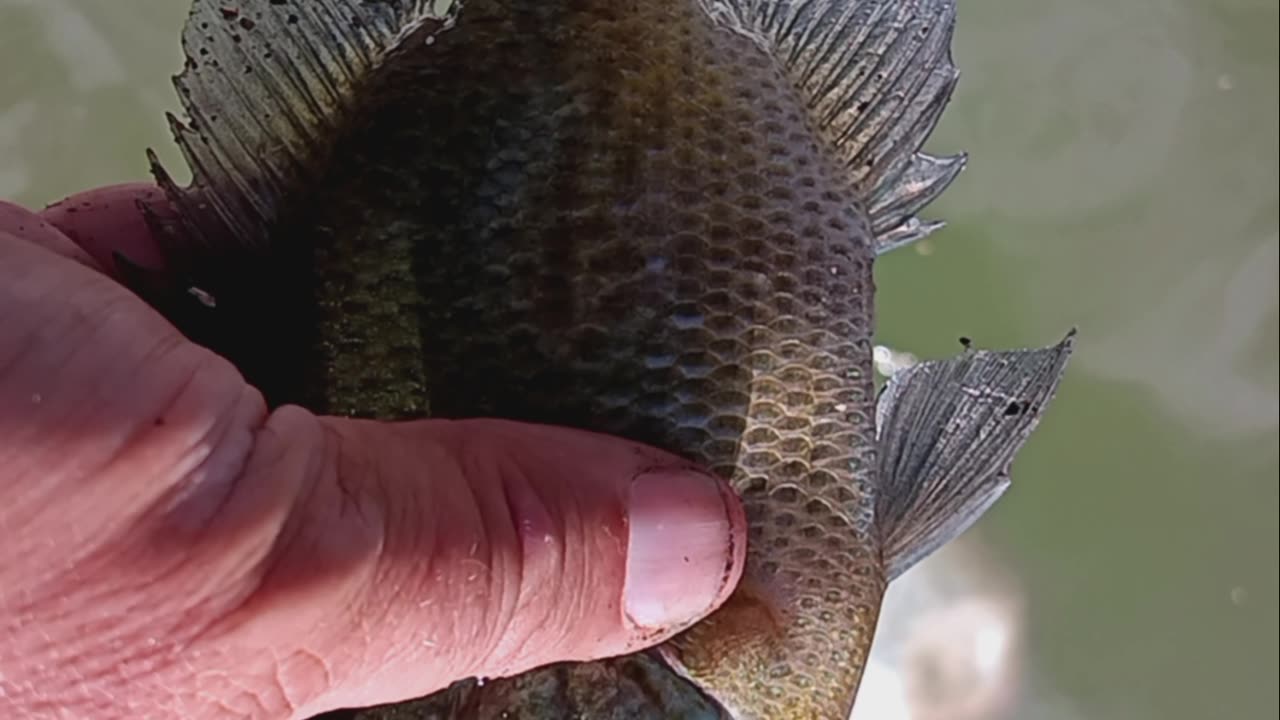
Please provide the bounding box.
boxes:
[0,185,746,719]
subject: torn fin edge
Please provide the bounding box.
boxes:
[874,330,1076,581]
[705,0,966,254]
[147,0,462,252]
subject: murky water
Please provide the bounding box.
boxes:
[2,1,1275,719]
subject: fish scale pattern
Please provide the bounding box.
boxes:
[280,2,889,717]
[141,0,1052,719]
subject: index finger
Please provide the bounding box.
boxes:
[39,182,175,280]
[0,200,98,270]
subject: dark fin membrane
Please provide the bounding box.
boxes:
[112,250,184,308]
[147,0,461,253]
[112,250,231,346]
[707,0,967,254]
[874,330,1076,581]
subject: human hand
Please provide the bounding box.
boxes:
[0,183,747,719]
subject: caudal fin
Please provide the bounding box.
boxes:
[874,331,1076,581]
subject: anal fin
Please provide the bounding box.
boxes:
[874,331,1076,580]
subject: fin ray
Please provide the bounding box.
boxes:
[874,331,1076,580]
[150,0,461,251]
[707,0,965,254]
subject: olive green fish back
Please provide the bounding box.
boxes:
[264,4,887,714]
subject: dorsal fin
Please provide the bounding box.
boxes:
[874,331,1076,580]
[148,0,461,251]
[706,0,966,254]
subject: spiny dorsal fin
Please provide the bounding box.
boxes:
[706,0,966,254]
[149,0,461,251]
[874,331,1076,580]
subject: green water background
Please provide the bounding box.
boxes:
[1,1,1275,718]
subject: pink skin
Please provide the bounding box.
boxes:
[0,184,747,720]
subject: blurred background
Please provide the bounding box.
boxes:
[1,1,1275,719]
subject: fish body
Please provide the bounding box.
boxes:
[137,1,1073,718]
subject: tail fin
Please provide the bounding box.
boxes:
[708,0,967,254]
[875,331,1076,580]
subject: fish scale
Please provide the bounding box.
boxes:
[130,0,1075,718]
[340,10,887,712]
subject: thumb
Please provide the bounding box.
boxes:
[0,193,747,719]
[272,415,748,713]
[7,391,746,720]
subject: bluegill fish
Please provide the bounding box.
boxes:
[130,0,1074,718]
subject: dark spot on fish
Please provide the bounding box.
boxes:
[198,47,209,56]
[220,7,239,20]
[154,417,166,427]
[268,0,287,5]
[231,33,241,43]
[959,336,972,348]
[1004,400,1030,417]
[238,17,256,30]
[287,14,299,24]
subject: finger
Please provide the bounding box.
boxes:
[0,224,273,718]
[39,182,174,279]
[0,226,746,718]
[313,415,747,707]
[225,414,748,715]
[0,199,100,270]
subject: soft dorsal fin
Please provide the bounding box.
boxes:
[157,0,959,255]
[874,331,1076,580]
[707,0,966,254]
[148,0,460,251]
